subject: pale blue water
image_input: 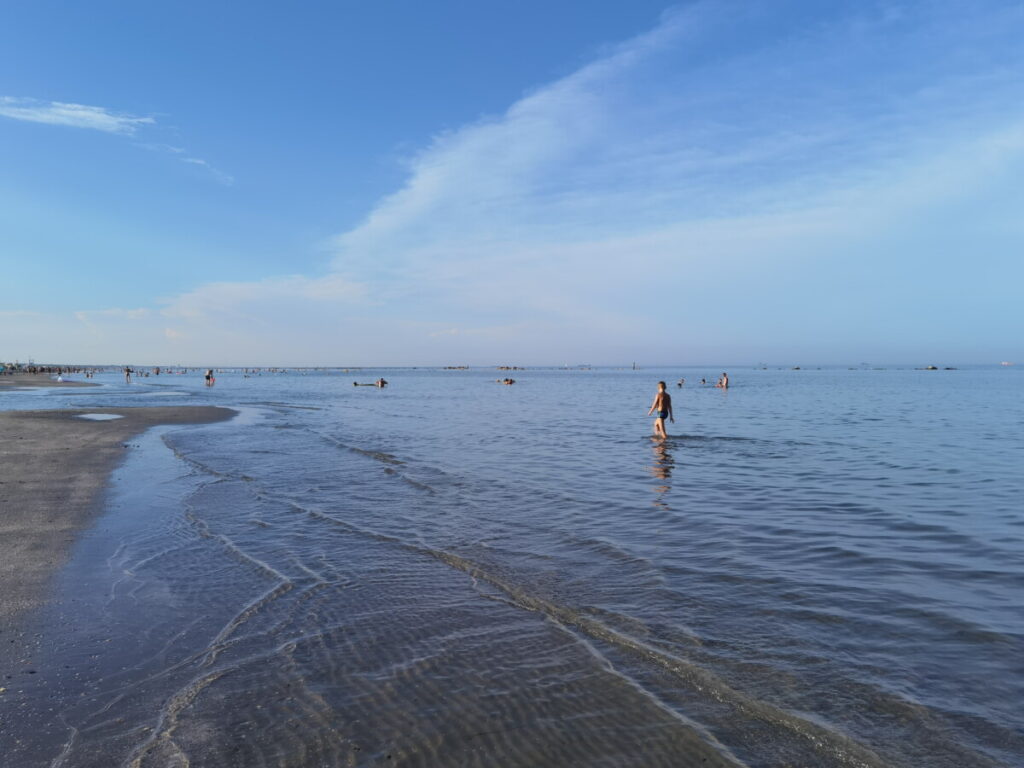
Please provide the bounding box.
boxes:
[2,367,1022,767]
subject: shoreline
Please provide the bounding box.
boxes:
[0,406,235,629]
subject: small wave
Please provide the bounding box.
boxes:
[250,400,324,411]
[314,430,405,465]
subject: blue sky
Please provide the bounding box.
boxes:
[2,0,1022,365]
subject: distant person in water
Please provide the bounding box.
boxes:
[205,369,215,387]
[375,378,388,388]
[647,381,674,439]
[700,377,706,385]
[677,378,685,388]
[715,372,729,389]
[124,367,132,384]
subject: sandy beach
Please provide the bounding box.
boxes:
[0,407,235,627]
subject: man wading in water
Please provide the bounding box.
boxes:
[647,380,674,439]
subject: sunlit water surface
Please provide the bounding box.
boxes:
[2,367,1022,767]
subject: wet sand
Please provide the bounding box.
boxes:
[0,407,235,626]
[0,374,97,390]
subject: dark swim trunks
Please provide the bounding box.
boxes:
[657,410,668,419]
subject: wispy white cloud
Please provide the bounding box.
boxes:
[1,96,233,184]
[332,1,1024,271]
[0,97,154,134]
[134,142,234,184]
[182,156,235,186]
[0,275,370,365]
[159,274,366,324]
[134,142,187,154]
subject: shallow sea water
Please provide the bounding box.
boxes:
[1,367,1022,767]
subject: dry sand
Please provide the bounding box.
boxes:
[0,407,235,625]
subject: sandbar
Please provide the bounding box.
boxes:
[0,406,235,626]
[0,374,97,390]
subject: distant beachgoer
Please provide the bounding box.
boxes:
[647,381,674,439]
[124,367,132,384]
[677,378,685,388]
[376,378,388,388]
[205,369,215,387]
[715,372,729,389]
[700,377,706,385]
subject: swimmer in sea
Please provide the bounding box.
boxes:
[647,380,674,439]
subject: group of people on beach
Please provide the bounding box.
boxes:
[122,366,216,385]
[648,373,730,439]
[1,364,93,376]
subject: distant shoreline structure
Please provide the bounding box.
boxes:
[3,361,1017,372]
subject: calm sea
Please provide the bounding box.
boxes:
[2,366,1022,767]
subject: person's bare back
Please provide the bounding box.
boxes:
[653,390,671,412]
[647,381,674,438]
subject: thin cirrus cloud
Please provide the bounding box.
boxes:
[0,96,154,134]
[0,95,231,184]
[182,157,235,186]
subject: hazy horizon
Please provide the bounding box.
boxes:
[5,359,1014,370]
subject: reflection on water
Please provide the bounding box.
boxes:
[2,367,1023,767]
[649,438,675,508]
